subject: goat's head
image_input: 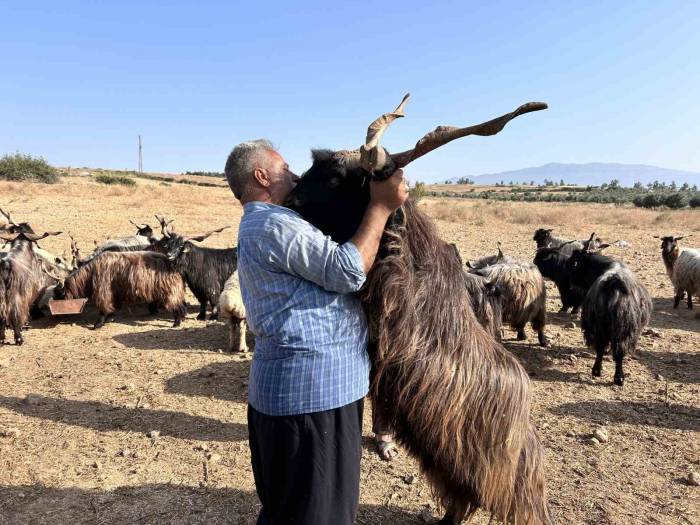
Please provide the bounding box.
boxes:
[155,225,230,262]
[285,95,547,243]
[654,234,687,257]
[129,219,155,240]
[0,208,35,236]
[532,228,554,247]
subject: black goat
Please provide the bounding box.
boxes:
[533,247,586,314]
[568,234,652,386]
[152,224,234,320]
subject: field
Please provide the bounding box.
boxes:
[1,178,698,525]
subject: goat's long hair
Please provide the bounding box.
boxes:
[175,245,237,308]
[463,272,503,339]
[362,200,550,524]
[63,251,186,315]
[473,262,547,333]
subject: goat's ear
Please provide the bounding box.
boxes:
[181,244,191,253]
[465,260,474,269]
[674,235,686,241]
[546,228,553,233]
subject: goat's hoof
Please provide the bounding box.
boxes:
[538,337,551,348]
[15,338,24,346]
[591,368,602,378]
[517,333,527,341]
[196,314,206,321]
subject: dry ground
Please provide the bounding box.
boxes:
[0,178,698,525]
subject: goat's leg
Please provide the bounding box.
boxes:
[688,292,693,309]
[93,313,108,329]
[673,290,684,308]
[12,322,23,346]
[515,324,527,341]
[0,319,5,344]
[592,343,606,378]
[147,302,159,315]
[437,514,457,525]
[208,299,219,321]
[234,318,248,352]
[612,343,625,387]
[196,302,207,321]
[172,303,186,328]
[532,309,549,347]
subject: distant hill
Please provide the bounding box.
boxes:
[449,163,700,187]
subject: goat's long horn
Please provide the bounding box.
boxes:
[584,232,596,252]
[129,219,148,230]
[155,214,174,237]
[390,101,548,168]
[185,225,231,243]
[25,231,62,242]
[0,232,19,242]
[0,207,17,226]
[359,93,410,172]
[496,241,504,260]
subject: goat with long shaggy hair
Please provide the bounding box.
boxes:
[468,252,549,347]
[463,271,504,339]
[285,94,551,524]
[54,251,186,329]
[568,234,652,386]
[0,230,64,345]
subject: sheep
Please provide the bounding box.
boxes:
[0,230,64,345]
[53,251,187,329]
[568,234,652,386]
[469,259,549,347]
[533,246,586,314]
[656,235,700,309]
[152,221,235,321]
[283,94,550,524]
[533,228,604,256]
[218,271,248,352]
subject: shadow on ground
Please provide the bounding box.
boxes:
[0,484,425,525]
[550,400,699,431]
[112,324,240,353]
[635,349,700,384]
[165,360,251,403]
[504,341,593,385]
[0,395,247,442]
[648,297,700,330]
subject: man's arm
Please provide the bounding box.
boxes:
[349,169,407,273]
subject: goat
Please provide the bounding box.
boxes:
[0,230,64,345]
[533,228,604,256]
[152,219,234,321]
[656,235,699,309]
[469,258,549,347]
[466,242,516,269]
[283,94,550,524]
[218,271,247,352]
[54,251,186,329]
[568,233,652,386]
[80,219,161,265]
[462,272,504,339]
[533,246,586,314]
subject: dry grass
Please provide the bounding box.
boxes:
[0,180,698,525]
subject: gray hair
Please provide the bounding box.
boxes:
[224,139,276,199]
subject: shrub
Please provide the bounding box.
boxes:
[0,152,60,183]
[641,194,664,208]
[664,192,688,209]
[409,181,426,202]
[95,173,136,187]
[689,196,700,208]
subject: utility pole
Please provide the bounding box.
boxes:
[138,135,143,174]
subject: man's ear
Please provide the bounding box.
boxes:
[253,167,271,188]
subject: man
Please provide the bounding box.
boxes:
[225,139,407,525]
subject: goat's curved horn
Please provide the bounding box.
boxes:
[0,232,20,242]
[359,93,410,173]
[25,231,62,242]
[390,101,548,168]
[129,219,149,230]
[584,232,596,252]
[184,225,231,243]
[0,207,17,227]
[496,241,504,260]
[155,214,174,237]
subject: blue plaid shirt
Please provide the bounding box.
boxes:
[237,202,370,416]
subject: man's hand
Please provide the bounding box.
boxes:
[369,169,408,213]
[350,169,409,274]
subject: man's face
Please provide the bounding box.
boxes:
[263,150,299,204]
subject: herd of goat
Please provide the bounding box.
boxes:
[0,209,247,352]
[2,205,697,387]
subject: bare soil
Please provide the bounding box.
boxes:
[1,179,698,525]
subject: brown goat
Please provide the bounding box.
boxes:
[0,231,64,345]
[362,201,550,524]
[55,251,186,328]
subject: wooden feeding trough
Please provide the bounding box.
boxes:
[48,298,88,316]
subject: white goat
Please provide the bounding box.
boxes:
[218,271,248,352]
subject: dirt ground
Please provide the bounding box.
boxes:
[1,177,698,525]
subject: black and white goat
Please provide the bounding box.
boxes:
[568,233,652,386]
[152,222,234,320]
[533,228,604,256]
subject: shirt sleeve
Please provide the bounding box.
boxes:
[268,214,366,294]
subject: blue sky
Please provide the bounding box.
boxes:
[1,1,698,182]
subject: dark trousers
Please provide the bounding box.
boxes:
[248,399,364,525]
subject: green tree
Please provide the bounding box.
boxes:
[0,152,60,183]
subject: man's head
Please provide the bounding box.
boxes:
[225,139,299,205]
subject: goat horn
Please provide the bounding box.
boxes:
[584,232,596,251]
[0,232,20,242]
[0,207,17,226]
[129,219,148,229]
[496,241,504,259]
[25,231,63,242]
[390,101,548,168]
[359,93,410,172]
[184,225,231,243]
